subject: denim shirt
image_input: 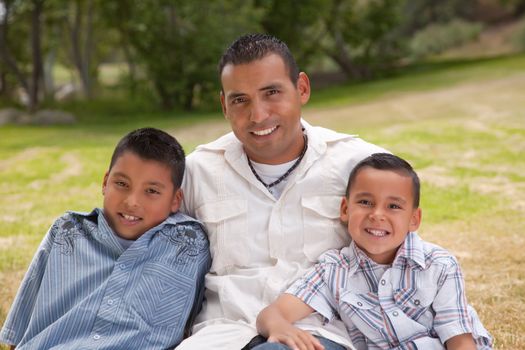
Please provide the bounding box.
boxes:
[0,209,211,349]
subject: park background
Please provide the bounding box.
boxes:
[1,0,524,348]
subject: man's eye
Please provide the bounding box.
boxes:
[231,97,247,105]
[146,188,160,195]
[267,89,279,96]
[115,181,127,187]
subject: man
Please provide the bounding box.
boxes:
[179,33,387,349]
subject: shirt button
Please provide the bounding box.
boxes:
[93,334,101,340]
[414,299,421,306]
[357,302,363,307]
[392,311,399,317]
[119,263,126,269]
[380,279,386,285]
[107,299,114,305]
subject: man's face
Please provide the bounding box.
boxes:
[220,54,310,165]
[340,167,422,264]
[102,151,182,240]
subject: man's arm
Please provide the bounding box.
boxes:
[445,333,476,350]
[256,294,324,350]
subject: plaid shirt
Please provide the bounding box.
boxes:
[287,232,493,350]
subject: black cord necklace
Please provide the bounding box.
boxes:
[247,134,308,192]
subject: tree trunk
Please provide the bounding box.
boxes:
[29,0,45,112]
[70,0,94,99]
[0,1,30,98]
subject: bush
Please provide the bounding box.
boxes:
[410,19,484,59]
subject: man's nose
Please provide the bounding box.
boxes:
[249,99,270,123]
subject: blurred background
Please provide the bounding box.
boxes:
[1,0,525,119]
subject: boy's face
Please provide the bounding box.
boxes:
[340,167,421,265]
[102,151,182,240]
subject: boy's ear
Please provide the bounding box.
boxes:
[171,188,183,212]
[102,171,109,195]
[340,197,349,223]
[409,207,422,231]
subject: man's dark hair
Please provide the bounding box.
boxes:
[109,128,185,189]
[218,33,300,85]
[345,153,421,208]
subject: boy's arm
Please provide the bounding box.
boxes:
[256,294,324,350]
[445,333,476,350]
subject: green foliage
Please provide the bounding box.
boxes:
[100,0,262,111]
[409,19,483,59]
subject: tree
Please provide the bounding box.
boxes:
[0,0,45,112]
[102,0,262,110]
[321,0,406,79]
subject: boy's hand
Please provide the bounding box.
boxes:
[267,323,324,350]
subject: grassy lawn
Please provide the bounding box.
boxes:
[1,54,524,349]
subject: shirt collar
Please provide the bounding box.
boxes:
[394,231,427,269]
[344,231,426,271]
[66,209,204,249]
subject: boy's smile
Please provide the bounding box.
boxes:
[341,167,421,264]
[102,151,182,240]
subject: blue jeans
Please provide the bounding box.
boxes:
[251,336,346,350]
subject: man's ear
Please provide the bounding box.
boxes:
[297,72,311,105]
[340,197,349,224]
[102,171,109,195]
[171,188,184,213]
[220,91,228,118]
[409,208,422,232]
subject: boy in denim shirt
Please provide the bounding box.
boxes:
[256,153,492,350]
[1,128,211,349]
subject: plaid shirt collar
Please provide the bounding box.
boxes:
[348,231,427,272]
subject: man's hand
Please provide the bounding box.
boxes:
[266,323,324,350]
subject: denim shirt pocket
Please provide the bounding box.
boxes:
[301,195,348,262]
[131,262,193,329]
[195,198,247,273]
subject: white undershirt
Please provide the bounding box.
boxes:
[250,157,298,198]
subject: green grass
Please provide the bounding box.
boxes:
[1,53,524,349]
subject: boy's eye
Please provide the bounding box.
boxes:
[357,199,372,206]
[146,188,160,195]
[389,203,402,209]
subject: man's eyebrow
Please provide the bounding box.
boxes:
[226,92,246,100]
[260,83,282,91]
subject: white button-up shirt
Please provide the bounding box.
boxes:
[180,120,386,349]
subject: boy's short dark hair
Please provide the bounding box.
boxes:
[218,33,300,86]
[346,153,421,208]
[109,128,185,189]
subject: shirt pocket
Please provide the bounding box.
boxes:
[131,262,193,328]
[393,287,436,322]
[195,198,247,273]
[301,195,348,261]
